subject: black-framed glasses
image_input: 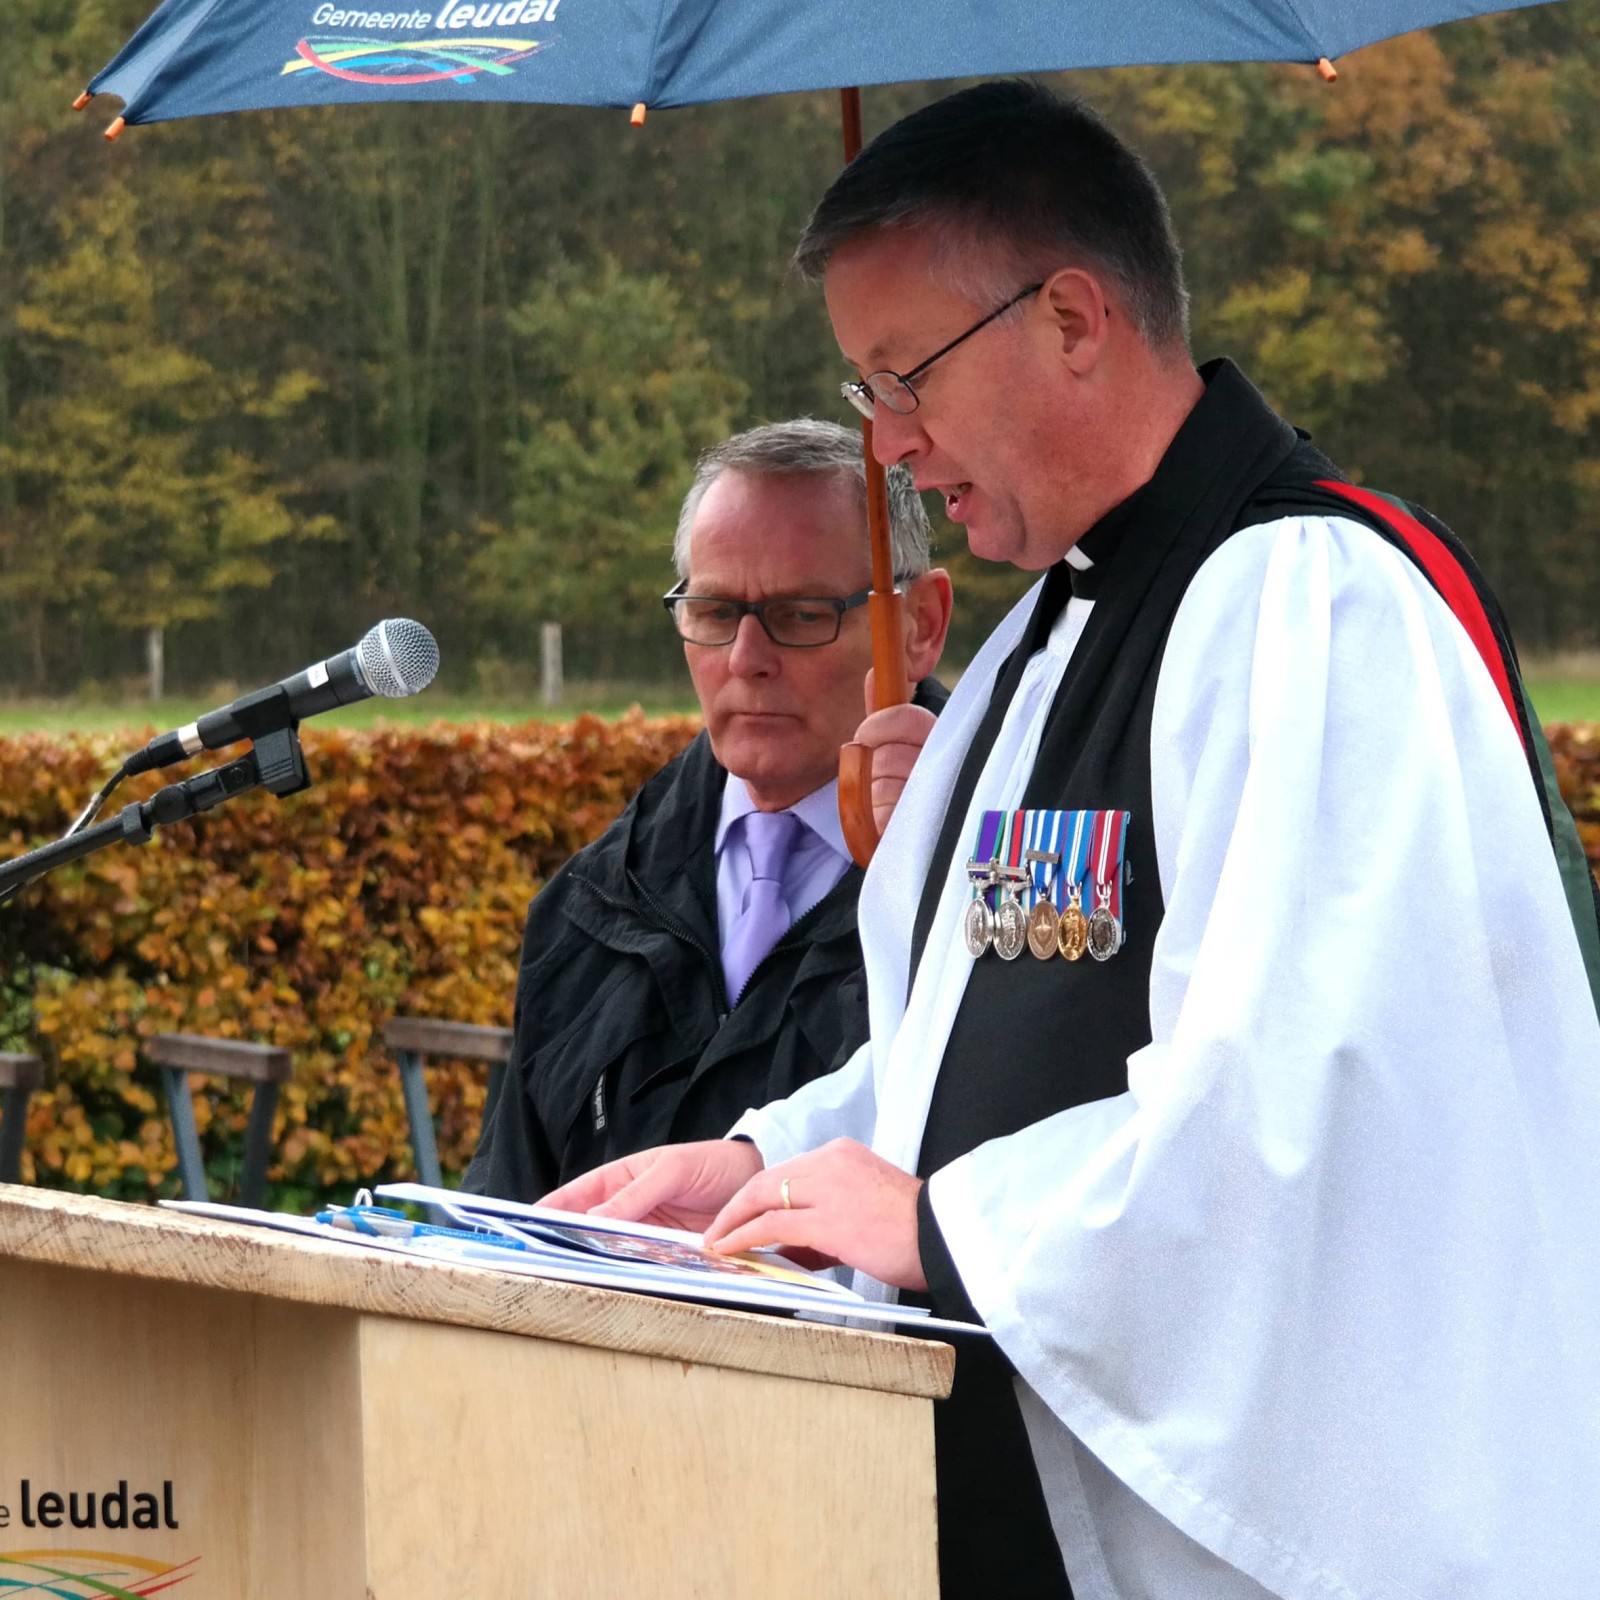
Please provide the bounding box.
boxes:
[841,282,1043,418]
[662,582,886,648]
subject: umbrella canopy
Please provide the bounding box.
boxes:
[87,0,1558,129]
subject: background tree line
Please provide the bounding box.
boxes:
[1,0,1597,699]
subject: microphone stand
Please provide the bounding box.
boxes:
[0,726,311,903]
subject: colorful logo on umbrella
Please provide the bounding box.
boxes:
[283,36,543,86]
[0,1549,199,1597]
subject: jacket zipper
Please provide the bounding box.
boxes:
[569,873,847,1131]
[723,894,834,1008]
[570,873,727,1137]
[576,870,848,1014]
[572,872,729,1017]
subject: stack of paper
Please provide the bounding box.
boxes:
[160,1185,988,1336]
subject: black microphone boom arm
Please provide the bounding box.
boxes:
[0,727,311,903]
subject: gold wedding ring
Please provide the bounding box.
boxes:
[780,1178,792,1210]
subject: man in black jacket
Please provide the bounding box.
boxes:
[465,419,951,1200]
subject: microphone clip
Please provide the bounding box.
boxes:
[249,725,312,799]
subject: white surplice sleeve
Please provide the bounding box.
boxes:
[931,516,1600,1600]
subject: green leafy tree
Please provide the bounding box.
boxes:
[4,7,1600,692]
[479,256,746,674]
[1080,15,1600,646]
[0,183,325,690]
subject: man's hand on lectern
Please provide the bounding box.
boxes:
[705,1139,928,1293]
[540,1138,764,1234]
[859,667,937,834]
[543,1136,927,1292]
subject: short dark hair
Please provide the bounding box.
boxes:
[795,80,1189,352]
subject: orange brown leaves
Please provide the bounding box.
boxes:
[0,714,699,1204]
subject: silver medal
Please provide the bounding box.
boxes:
[963,858,999,958]
[994,895,1028,961]
[1087,883,1123,961]
[993,864,1028,961]
[963,896,994,957]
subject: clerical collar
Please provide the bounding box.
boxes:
[1024,360,1258,640]
[1063,488,1145,600]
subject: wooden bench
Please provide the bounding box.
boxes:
[383,1018,514,1188]
[148,1033,291,1207]
[0,1052,43,1185]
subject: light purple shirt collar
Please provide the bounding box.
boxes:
[715,774,850,863]
[713,774,853,995]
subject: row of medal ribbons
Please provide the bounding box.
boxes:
[963,807,1131,964]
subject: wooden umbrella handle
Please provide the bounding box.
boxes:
[839,423,909,867]
[837,87,909,869]
[838,740,878,867]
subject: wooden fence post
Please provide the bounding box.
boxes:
[541,622,563,707]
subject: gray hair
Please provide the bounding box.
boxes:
[673,418,932,582]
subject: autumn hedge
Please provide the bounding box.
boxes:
[0,717,1596,1211]
[0,716,698,1208]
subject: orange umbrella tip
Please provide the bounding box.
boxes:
[630,101,647,126]
[72,90,93,111]
[1317,56,1338,82]
[105,115,127,142]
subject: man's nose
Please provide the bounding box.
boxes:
[727,611,779,675]
[867,404,928,468]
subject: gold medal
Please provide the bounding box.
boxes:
[1027,898,1060,959]
[1023,840,1062,962]
[1056,883,1089,960]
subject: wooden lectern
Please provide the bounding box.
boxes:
[0,1187,950,1599]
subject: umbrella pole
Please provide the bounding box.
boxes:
[837,86,907,868]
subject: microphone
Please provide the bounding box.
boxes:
[124,619,440,777]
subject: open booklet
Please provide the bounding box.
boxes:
[159,1184,989,1336]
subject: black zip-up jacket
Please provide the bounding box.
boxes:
[465,679,947,1201]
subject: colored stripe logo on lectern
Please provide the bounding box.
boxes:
[0,1550,199,1597]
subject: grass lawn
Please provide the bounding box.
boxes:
[1524,678,1600,725]
[1,670,1595,739]
[0,684,703,739]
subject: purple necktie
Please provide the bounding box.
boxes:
[722,810,804,1004]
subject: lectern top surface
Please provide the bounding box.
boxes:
[0,1185,953,1399]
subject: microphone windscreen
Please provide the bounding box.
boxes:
[357,619,440,698]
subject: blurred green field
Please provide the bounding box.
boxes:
[1524,679,1600,725]
[0,671,1594,739]
[0,684,703,739]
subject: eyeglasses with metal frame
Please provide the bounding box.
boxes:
[662,581,909,649]
[840,282,1044,419]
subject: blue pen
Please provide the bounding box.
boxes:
[315,1203,530,1251]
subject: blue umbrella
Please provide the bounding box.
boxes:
[77,0,1564,860]
[82,0,1558,134]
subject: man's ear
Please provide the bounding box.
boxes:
[1042,267,1112,375]
[902,568,954,683]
